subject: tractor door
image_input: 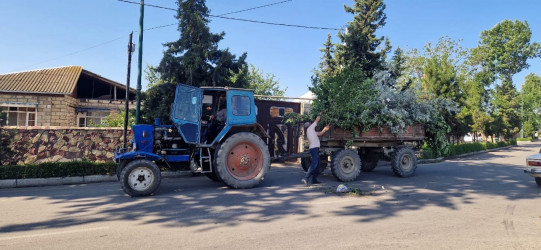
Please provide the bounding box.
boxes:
[171,84,202,144]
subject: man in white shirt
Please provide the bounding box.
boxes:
[302,115,330,185]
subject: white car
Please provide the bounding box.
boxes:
[525,150,541,187]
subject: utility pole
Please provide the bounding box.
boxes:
[135,0,144,123]
[124,32,135,149]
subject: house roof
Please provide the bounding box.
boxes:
[0,66,132,95]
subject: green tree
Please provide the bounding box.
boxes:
[389,46,408,87]
[334,0,390,76]
[464,69,494,141]
[471,20,540,139]
[245,65,287,97]
[144,0,248,123]
[472,20,541,84]
[316,34,337,79]
[491,81,520,139]
[520,73,541,137]
[144,65,164,89]
[404,37,469,142]
[92,109,136,128]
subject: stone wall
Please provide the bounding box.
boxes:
[1,126,132,165]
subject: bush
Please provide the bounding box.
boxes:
[422,139,517,159]
[448,142,486,157]
[0,161,116,179]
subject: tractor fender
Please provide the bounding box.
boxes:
[115,151,165,162]
[224,123,269,140]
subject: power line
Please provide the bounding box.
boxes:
[209,15,339,31]
[117,0,340,31]
[215,0,292,17]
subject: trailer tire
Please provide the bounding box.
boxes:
[301,155,327,174]
[535,177,541,187]
[331,149,362,182]
[360,154,379,172]
[215,132,270,189]
[391,146,417,177]
[120,159,161,197]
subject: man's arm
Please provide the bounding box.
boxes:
[317,125,330,137]
[314,115,321,124]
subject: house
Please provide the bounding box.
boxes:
[0,66,135,127]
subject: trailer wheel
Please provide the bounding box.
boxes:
[535,177,541,187]
[331,149,362,182]
[215,132,270,189]
[120,159,161,197]
[360,154,379,172]
[300,155,327,174]
[391,146,417,177]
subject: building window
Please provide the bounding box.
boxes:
[77,111,109,127]
[0,106,37,126]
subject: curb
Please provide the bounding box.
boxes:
[0,171,192,189]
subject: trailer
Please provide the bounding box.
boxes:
[300,124,425,182]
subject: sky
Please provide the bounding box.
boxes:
[1,0,540,98]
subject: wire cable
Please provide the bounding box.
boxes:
[215,0,292,17]
[117,0,341,31]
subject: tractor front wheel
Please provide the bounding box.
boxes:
[120,159,161,197]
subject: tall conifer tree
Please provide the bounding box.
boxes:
[334,0,390,76]
[142,0,248,123]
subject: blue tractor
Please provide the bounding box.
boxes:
[115,83,271,197]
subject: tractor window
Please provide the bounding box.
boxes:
[174,88,200,123]
[232,95,251,116]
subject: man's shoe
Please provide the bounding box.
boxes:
[301,178,309,186]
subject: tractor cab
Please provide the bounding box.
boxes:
[171,84,258,146]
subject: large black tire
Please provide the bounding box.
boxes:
[535,177,541,187]
[300,155,327,174]
[360,153,379,172]
[205,172,221,182]
[215,132,271,189]
[331,149,362,182]
[391,146,417,177]
[120,159,161,197]
[116,160,128,180]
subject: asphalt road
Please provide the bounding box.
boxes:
[1,143,540,249]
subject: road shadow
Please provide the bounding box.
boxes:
[1,143,540,232]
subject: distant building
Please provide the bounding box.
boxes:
[0,66,135,127]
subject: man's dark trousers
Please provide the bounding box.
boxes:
[306,147,320,182]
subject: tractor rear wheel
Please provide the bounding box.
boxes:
[215,132,270,188]
[120,159,161,197]
[535,177,541,187]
